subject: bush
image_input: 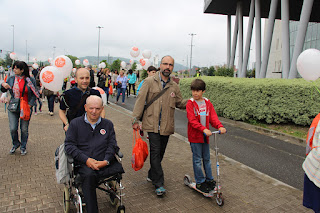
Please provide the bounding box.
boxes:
[179,76,320,126]
[214,66,234,77]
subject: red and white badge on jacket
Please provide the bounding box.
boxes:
[170,92,175,97]
[100,129,106,135]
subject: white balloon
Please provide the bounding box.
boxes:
[142,59,151,70]
[40,66,64,92]
[142,49,152,59]
[72,68,77,73]
[83,59,89,66]
[92,87,107,105]
[297,49,320,81]
[32,57,37,63]
[32,63,39,69]
[75,59,81,65]
[53,55,73,78]
[130,47,140,58]
[10,52,17,60]
[136,64,142,70]
[121,61,126,69]
[100,62,106,69]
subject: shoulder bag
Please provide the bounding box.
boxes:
[139,87,169,121]
[7,81,27,113]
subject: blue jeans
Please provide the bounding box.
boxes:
[104,86,109,103]
[116,87,126,103]
[190,142,214,184]
[8,110,30,150]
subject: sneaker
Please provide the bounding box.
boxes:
[34,112,38,115]
[205,180,216,191]
[20,149,27,156]
[196,182,210,193]
[146,177,152,182]
[9,145,20,154]
[49,112,54,116]
[155,186,166,196]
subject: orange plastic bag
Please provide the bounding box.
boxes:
[109,85,113,95]
[20,98,30,120]
[131,130,149,171]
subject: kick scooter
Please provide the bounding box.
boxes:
[184,130,224,206]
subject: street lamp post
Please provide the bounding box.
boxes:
[96,26,104,66]
[189,33,196,77]
[11,25,14,52]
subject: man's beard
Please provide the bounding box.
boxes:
[162,69,171,77]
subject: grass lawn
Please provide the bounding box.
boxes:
[251,122,309,140]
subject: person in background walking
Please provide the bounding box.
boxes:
[0,61,39,155]
[31,67,42,115]
[136,66,157,96]
[127,69,137,97]
[41,87,56,116]
[86,65,96,88]
[111,70,119,97]
[115,69,128,105]
[104,69,112,104]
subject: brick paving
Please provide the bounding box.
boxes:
[0,101,312,212]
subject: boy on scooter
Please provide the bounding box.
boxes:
[186,79,226,193]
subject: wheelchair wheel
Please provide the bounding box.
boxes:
[63,186,70,213]
[108,181,119,206]
[74,194,83,213]
[117,205,125,213]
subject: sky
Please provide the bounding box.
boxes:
[0,0,259,68]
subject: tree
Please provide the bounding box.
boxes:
[66,55,78,68]
[141,69,148,80]
[100,60,111,69]
[111,59,121,71]
[5,53,13,67]
[208,66,215,76]
[201,67,209,76]
[214,66,234,77]
[0,58,5,67]
[131,62,137,71]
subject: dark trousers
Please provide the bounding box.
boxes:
[77,161,124,213]
[128,83,136,95]
[147,132,169,188]
[47,95,56,112]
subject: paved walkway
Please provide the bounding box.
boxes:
[0,101,312,212]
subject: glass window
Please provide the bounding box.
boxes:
[312,24,317,40]
[316,39,320,50]
[306,27,312,42]
[317,23,320,40]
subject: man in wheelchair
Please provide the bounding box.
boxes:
[65,95,125,213]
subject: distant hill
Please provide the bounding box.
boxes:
[78,56,188,72]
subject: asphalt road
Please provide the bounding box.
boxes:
[108,94,306,190]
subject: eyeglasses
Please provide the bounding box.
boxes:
[161,63,174,67]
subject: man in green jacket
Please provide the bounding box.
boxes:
[132,55,187,196]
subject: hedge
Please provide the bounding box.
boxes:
[179,76,320,126]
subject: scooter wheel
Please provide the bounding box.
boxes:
[184,175,191,186]
[216,193,224,206]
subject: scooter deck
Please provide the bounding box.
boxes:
[188,183,214,197]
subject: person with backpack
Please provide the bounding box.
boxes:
[32,67,42,115]
[59,68,105,132]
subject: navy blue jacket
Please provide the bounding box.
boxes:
[60,87,101,122]
[1,76,37,106]
[64,115,118,165]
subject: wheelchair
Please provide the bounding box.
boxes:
[63,150,125,213]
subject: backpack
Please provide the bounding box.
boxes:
[55,143,71,184]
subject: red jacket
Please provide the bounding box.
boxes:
[186,98,224,143]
